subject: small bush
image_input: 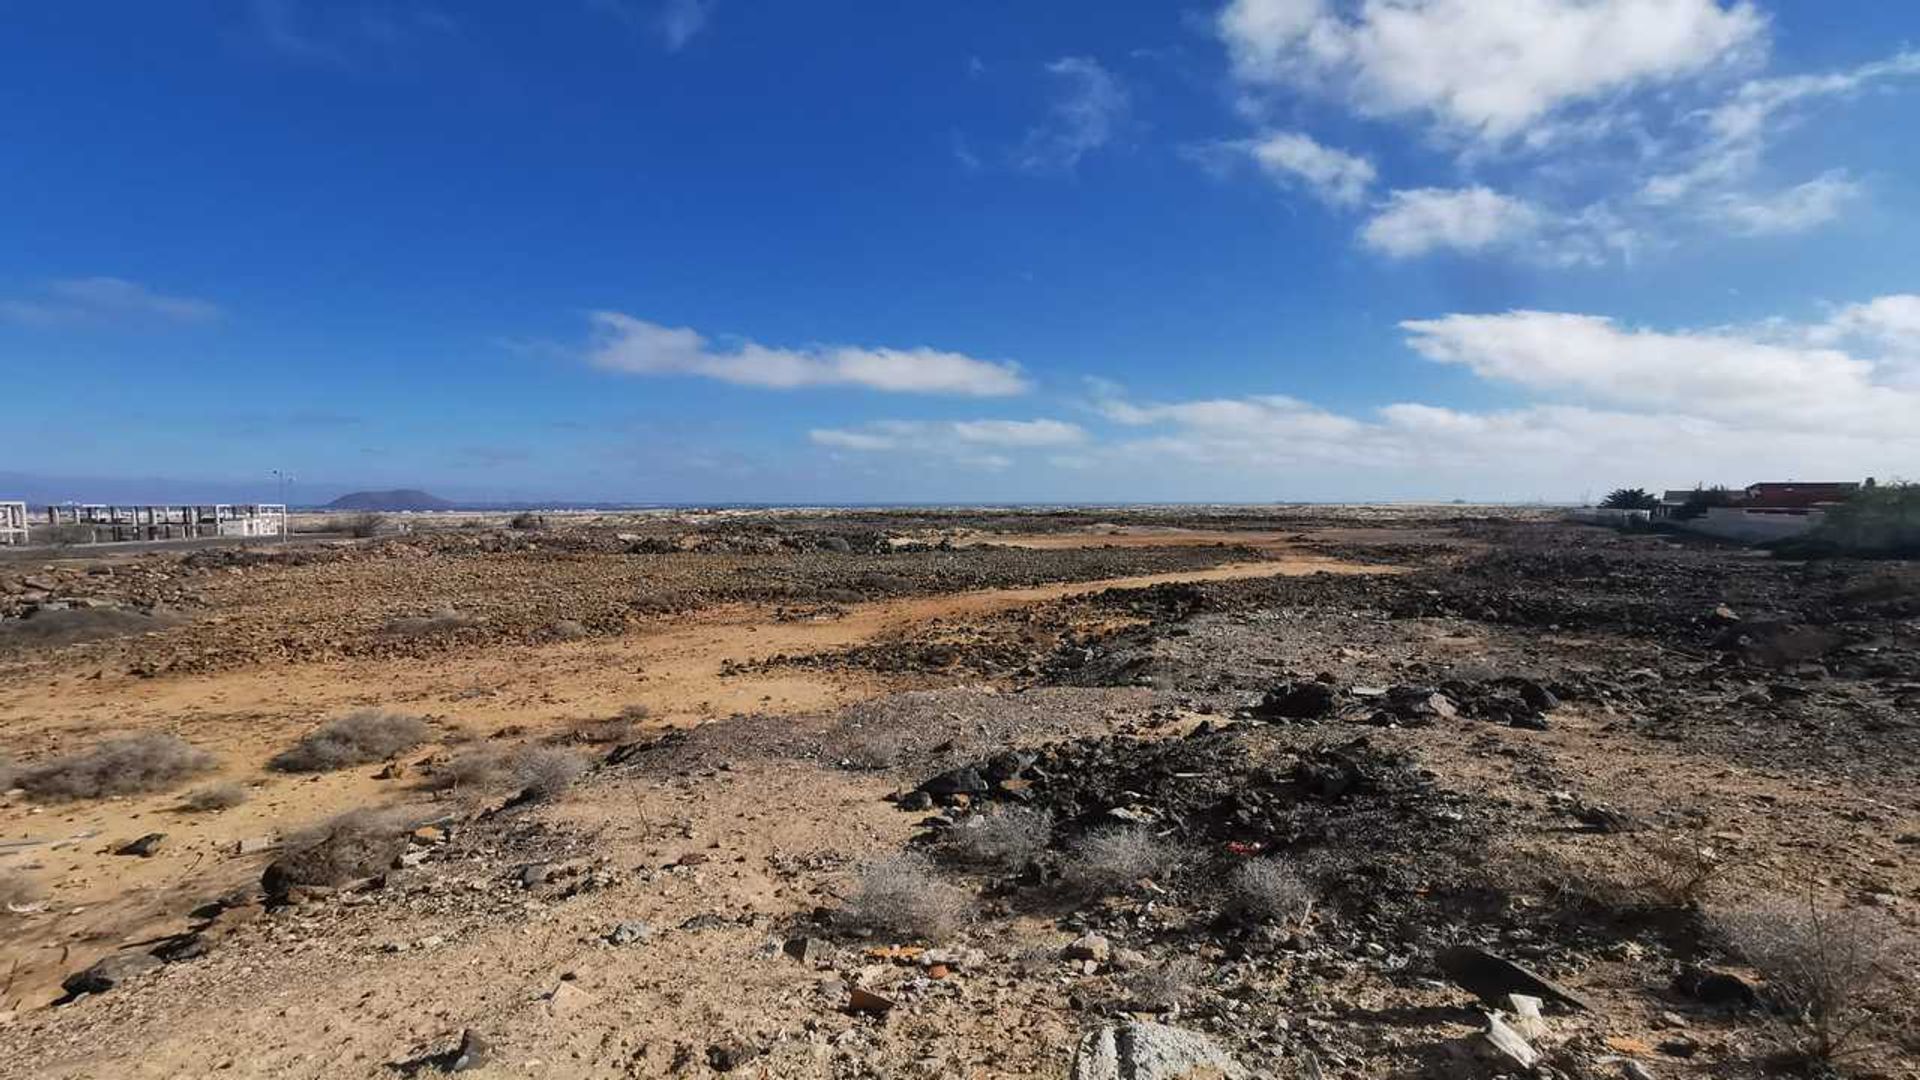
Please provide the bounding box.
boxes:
[1623,834,1723,909]
[512,747,588,802]
[16,733,217,801]
[270,710,430,773]
[383,608,477,637]
[434,744,588,802]
[2,868,41,912]
[0,607,183,651]
[1717,894,1913,1065]
[939,808,1052,872]
[547,618,590,641]
[344,513,385,538]
[842,854,971,943]
[1063,827,1181,897]
[1226,858,1316,925]
[562,714,636,746]
[507,511,546,531]
[181,781,249,811]
[262,809,412,895]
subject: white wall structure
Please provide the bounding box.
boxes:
[0,502,27,546]
[42,504,287,544]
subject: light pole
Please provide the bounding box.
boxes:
[271,470,295,537]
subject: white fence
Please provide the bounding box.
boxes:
[0,502,26,546]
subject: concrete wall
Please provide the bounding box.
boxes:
[1671,507,1822,544]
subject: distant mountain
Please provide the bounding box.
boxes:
[325,489,456,512]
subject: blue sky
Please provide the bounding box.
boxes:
[3,0,1917,505]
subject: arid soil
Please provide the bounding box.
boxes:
[1,509,1916,1079]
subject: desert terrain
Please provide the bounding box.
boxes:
[1,507,1915,1079]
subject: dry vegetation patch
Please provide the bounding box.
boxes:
[842,854,972,943]
[1063,826,1183,897]
[262,809,415,895]
[15,733,217,801]
[270,710,431,773]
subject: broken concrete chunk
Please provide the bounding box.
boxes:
[1435,945,1590,1012]
[1479,1013,1540,1071]
[1071,1020,1248,1080]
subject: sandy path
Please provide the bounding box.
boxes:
[0,546,1392,1007]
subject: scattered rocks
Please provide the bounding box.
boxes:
[1065,933,1112,964]
[1478,1012,1540,1071]
[706,1036,765,1072]
[783,936,834,965]
[605,920,652,946]
[1251,680,1338,720]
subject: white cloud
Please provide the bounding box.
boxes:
[1359,187,1542,257]
[1710,171,1860,235]
[810,418,1086,467]
[656,0,712,50]
[1401,305,1917,434]
[1017,57,1128,172]
[0,277,222,326]
[1245,131,1376,206]
[587,313,1030,396]
[1059,294,1920,497]
[1217,0,1765,143]
[1644,49,1920,205]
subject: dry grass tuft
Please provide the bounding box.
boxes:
[270,710,430,773]
[263,809,415,895]
[344,512,385,538]
[1063,827,1181,897]
[1717,893,1914,1066]
[1622,833,1724,909]
[939,807,1053,872]
[842,854,971,943]
[2,868,41,912]
[433,745,589,802]
[15,733,217,801]
[181,781,250,812]
[383,608,478,637]
[1226,858,1316,925]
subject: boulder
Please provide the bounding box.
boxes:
[1253,681,1338,720]
[62,951,163,997]
[1435,945,1590,1013]
[1071,1021,1247,1080]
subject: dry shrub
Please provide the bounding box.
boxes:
[939,807,1052,872]
[512,747,588,802]
[842,854,971,943]
[1227,858,1316,925]
[262,809,414,895]
[1123,956,1202,1012]
[837,729,909,771]
[434,745,588,802]
[270,710,430,772]
[1718,894,1914,1066]
[2,868,41,912]
[0,607,183,651]
[344,512,385,538]
[1063,827,1182,897]
[1623,834,1724,908]
[16,733,217,801]
[181,781,249,812]
[563,714,636,746]
[383,608,477,637]
[547,618,589,641]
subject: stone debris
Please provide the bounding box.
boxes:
[61,951,162,998]
[1478,1012,1540,1071]
[1070,1020,1247,1080]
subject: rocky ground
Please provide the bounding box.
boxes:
[0,510,1916,1079]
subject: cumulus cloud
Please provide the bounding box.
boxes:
[656,0,712,50]
[1217,0,1765,143]
[1017,57,1128,172]
[586,313,1030,397]
[1359,187,1542,257]
[0,277,222,327]
[1244,131,1376,206]
[810,418,1086,467]
[1070,295,1920,497]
